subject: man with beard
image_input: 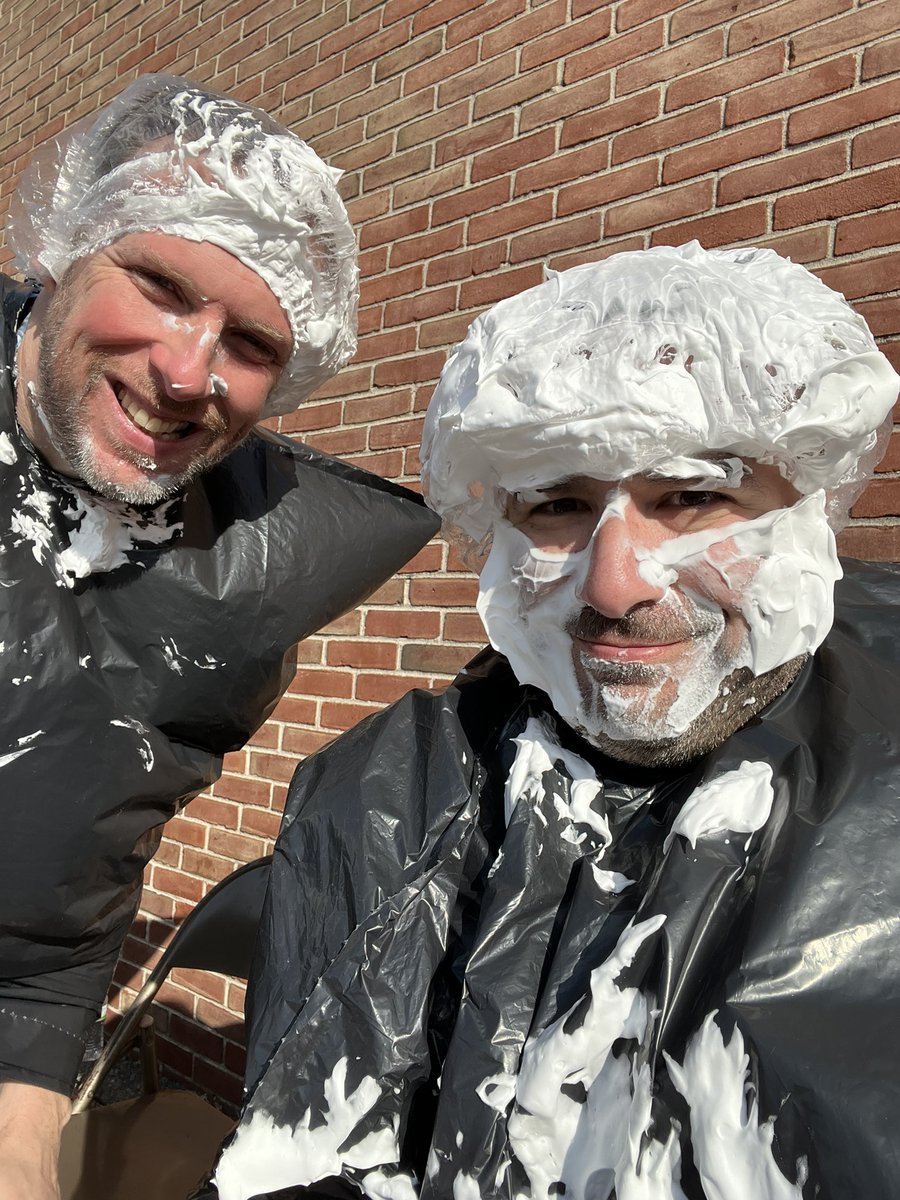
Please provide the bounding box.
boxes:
[0,75,437,1200]
[211,243,900,1200]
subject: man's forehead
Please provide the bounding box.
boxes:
[519,455,759,495]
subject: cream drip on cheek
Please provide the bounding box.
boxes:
[639,491,841,675]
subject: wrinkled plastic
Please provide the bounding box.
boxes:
[213,559,900,1200]
[0,276,438,1093]
[8,73,358,416]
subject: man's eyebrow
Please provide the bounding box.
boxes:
[133,249,292,353]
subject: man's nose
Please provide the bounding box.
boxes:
[148,320,220,401]
[575,512,668,618]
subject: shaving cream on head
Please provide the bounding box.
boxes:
[422,242,899,537]
[8,73,359,416]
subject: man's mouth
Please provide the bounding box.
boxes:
[114,384,192,440]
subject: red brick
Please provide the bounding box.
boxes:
[718,140,846,205]
[181,849,235,883]
[279,400,343,435]
[153,867,205,903]
[446,0,524,48]
[789,0,898,67]
[565,20,664,86]
[517,141,611,199]
[474,63,558,121]
[789,78,900,145]
[291,666,354,698]
[472,129,558,184]
[557,160,659,217]
[404,39,479,95]
[482,0,567,58]
[837,524,900,562]
[356,673,424,702]
[862,34,900,82]
[400,642,473,674]
[469,195,554,243]
[444,612,487,642]
[510,212,601,263]
[666,43,784,112]
[210,773,271,807]
[365,609,443,638]
[419,312,479,348]
[520,9,612,72]
[435,114,517,166]
[852,123,900,170]
[389,223,465,270]
[835,209,900,256]
[369,415,426,448]
[651,201,769,248]
[409,577,481,607]
[774,166,900,229]
[338,78,403,126]
[671,0,769,39]
[664,119,782,185]
[240,807,282,841]
[374,351,448,387]
[320,700,384,731]
[520,74,612,134]
[612,101,721,165]
[819,252,900,302]
[384,285,461,326]
[411,0,483,34]
[360,264,425,305]
[279,728,336,756]
[606,179,714,236]
[186,795,240,830]
[729,0,852,55]
[851,479,900,518]
[353,327,417,364]
[267,691,321,724]
[394,99,466,152]
[364,144,433,190]
[561,89,660,149]
[326,639,399,669]
[394,161,468,206]
[432,178,512,227]
[618,29,725,97]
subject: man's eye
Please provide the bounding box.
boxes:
[668,490,728,508]
[133,268,180,298]
[531,497,587,517]
[230,332,278,365]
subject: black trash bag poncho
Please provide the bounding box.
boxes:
[211,559,900,1200]
[0,277,439,1094]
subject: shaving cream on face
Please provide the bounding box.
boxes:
[478,484,840,747]
[8,74,359,416]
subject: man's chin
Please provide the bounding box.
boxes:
[572,657,807,769]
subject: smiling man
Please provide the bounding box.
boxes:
[212,244,900,1200]
[0,75,438,1200]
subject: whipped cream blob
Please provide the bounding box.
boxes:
[422,244,899,749]
[9,74,358,416]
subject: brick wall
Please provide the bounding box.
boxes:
[1,0,898,1106]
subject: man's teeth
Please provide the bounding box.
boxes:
[116,387,191,437]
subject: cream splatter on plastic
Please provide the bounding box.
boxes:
[505,717,611,844]
[665,1013,807,1198]
[664,760,774,852]
[161,636,223,674]
[215,1058,399,1200]
[110,716,155,772]
[0,432,16,465]
[507,916,667,1200]
[9,475,181,588]
[9,74,359,416]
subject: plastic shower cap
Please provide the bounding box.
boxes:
[422,242,899,537]
[8,73,359,416]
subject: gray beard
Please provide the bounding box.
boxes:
[577,656,806,767]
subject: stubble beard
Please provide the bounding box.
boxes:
[566,603,805,767]
[32,295,240,506]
